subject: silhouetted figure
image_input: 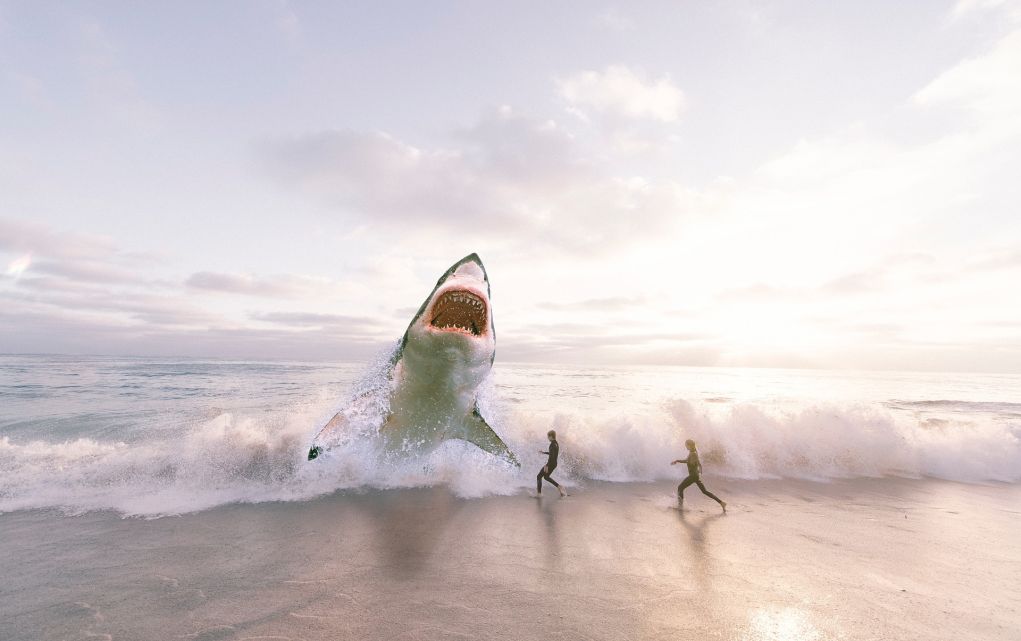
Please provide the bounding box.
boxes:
[672,439,726,512]
[537,430,566,497]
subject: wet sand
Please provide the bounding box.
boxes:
[1,478,1019,641]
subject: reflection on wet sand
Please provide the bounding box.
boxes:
[677,510,726,629]
[676,510,827,641]
[536,496,563,571]
[678,509,724,582]
[360,488,463,577]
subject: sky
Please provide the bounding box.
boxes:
[1,0,1020,372]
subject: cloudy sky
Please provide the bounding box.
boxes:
[1,1,1020,371]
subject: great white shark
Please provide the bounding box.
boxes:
[307,253,518,464]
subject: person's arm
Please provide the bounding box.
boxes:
[671,457,689,465]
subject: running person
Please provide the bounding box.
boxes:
[537,430,566,497]
[671,439,726,512]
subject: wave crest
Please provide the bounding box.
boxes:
[1,393,1017,517]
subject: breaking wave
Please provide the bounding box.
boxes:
[1,355,1019,517]
[555,399,1021,484]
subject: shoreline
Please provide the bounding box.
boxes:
[2,477,1019,640]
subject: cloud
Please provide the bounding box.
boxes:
[845,322,904,338]
[186,271,338,299]
[263,107,701,252]
[30,258,149,285]
[718,255,941,302]
[392,306,419,318]
[1,283,216,328]
[949,0,1021,22]
[821,272,882,295]
[558,65,685,123]
[0,217,393,357]
[702,25,1021,314]
[552,331,708,348]
[500,324,711,355]
[0,265,390,359]
[0,216,380,357]
[914,28,1021,129]
[0,305,388,361]
[264,110,583,230]
[0,218,118,261]
[537,296,647,311]
[249,311,376,328]
[718,282,801,302]
[499,329,720,365]
[5,254,30,278]
[966,247,1021,271]
[0,218,169,293]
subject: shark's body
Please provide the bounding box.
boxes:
[308,254,517,464]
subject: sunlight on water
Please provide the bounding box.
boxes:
[744,607,822,641]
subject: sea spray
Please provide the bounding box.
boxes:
[1,355,1019,517]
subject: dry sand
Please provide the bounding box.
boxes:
[1,477,1019,641]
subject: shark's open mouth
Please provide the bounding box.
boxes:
[430,289,487,335]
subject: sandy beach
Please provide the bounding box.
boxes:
[2,477,1018,641]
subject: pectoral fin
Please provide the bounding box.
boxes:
[308,411,347,460]
[461,406,519,466]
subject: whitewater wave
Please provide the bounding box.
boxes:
[1,401,1018,518]
[1,357,1018,517]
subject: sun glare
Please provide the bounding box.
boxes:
[5,254,31,278]
[745,607,823,641]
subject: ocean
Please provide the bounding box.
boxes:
[1,353,1018,517]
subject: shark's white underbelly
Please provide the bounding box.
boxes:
[382,360,481,449]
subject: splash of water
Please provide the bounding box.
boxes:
[0,354,1018,517]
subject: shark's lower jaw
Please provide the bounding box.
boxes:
[429,289,488,336]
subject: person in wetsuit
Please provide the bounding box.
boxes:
[537,429,566,497]
[671,439,726,512]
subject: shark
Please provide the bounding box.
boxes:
[307,253,517,465]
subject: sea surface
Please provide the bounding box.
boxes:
[1,353,1019,517]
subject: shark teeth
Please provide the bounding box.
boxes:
[430,289,487,336]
